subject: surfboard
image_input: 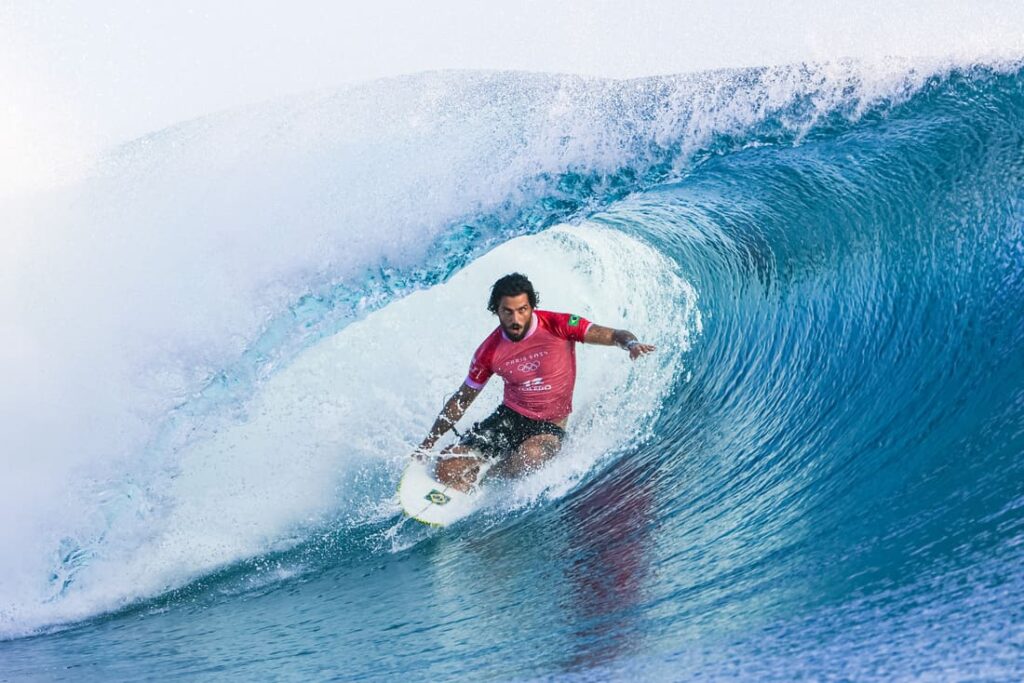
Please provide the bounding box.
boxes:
[398,458,487,526]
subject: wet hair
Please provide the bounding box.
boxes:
[487,273,540,314]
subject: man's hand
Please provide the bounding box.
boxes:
[412,382,482,461]
[584,324,656,360]
[626,341,656,360]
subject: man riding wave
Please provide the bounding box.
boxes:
[413,273,655,491]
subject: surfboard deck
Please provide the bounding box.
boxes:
[398,458,487,526]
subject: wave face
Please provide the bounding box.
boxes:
[2,63,1023,680]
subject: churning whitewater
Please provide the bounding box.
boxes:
[2,60,1023,680]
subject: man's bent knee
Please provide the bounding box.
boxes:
[434,456,482,492]
[513,434,562,473]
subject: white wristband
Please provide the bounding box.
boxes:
[625,340,640,351]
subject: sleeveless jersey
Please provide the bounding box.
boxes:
[465,310,592,422]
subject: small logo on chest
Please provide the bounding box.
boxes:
[520,377,552,392]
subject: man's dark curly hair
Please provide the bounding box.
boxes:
[487,273,540,314]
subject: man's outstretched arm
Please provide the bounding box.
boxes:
[583,324,656,360]
[414,382,482,456]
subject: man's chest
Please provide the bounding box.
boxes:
[492,335,571,384]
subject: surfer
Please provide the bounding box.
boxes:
[412,272,655,491]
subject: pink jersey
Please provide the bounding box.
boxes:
[465,309,593,422]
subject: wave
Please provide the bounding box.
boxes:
[2,58,1022,664]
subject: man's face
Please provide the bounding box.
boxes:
[497,293,534,342]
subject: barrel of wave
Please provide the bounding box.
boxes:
[30,222,699,633]
[162,223,698,547]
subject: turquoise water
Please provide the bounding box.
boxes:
[2,64,1023,680]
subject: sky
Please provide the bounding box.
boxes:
[2,1,1023,194]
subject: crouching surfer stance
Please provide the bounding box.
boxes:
[412,273,655,492]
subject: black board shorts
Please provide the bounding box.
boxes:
[458,404,566,461]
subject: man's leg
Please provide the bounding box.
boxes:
[434,444,487,492]
[492,433,562,479]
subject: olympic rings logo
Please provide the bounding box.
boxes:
[518,361,541,372]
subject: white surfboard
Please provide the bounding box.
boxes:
[398,458,488,526]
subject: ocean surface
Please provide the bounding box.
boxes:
[2,61,1023,680]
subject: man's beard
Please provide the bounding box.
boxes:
[503,318,529,341]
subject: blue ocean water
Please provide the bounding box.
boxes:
[2,63,1023,680]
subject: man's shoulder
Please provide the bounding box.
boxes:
[534,309,567,324]
[536,309,590,341]
[473,325,504,356]
[536,309,586,328]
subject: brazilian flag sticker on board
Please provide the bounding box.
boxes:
[426,489,451,506]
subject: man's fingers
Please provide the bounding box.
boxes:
[629,343,656,360]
